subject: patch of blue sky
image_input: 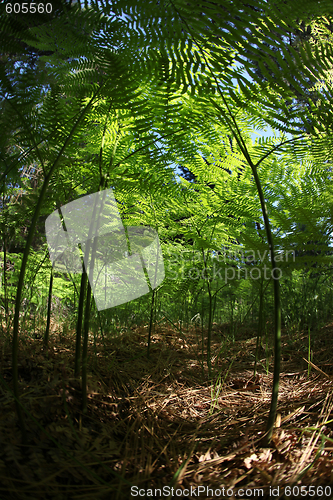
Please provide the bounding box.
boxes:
[231,63,295,145]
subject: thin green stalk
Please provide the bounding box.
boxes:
[308,326,311,379]
[3,226,9,326]
[82,280,92,414]
[201,298,205,378]
[206,283,213,379]
[74,270,87,377]
[199,245,213,378]
[210,357,234,415]
[147,289,155,359]
[27,249,49,321]
[2,186,9,325]
[251,166,281,445]
[265,322,269,375]
[254,278,264,378]
[206,94,282,444]
[80,178,107,412]
[44,267,53,347]
[242,279,271,326]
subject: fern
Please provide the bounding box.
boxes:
[1,0,333,444]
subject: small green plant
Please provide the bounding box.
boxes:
[307,326,312,379]
[265,324,270,375]
[210,357,234,415]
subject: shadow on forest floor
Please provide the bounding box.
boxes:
[0,319,333,499]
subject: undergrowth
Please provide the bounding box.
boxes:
[0,319,333,499]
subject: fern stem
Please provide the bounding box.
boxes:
[74,271,87,377]
[206,282,213,379]
[254,277,264,378]
[44,267,53,347]
[250,166,281,445]
[147,289,155,359]
[82,279,92,414]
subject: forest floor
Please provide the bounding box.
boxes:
[0,319,333,499]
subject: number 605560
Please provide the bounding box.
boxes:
[6,3,53,14]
